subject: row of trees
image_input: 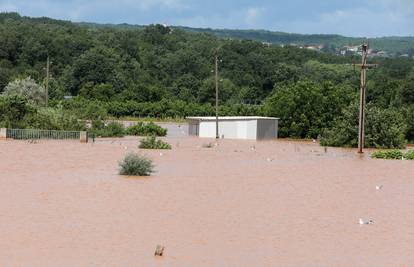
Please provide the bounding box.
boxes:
[1,13,414,148]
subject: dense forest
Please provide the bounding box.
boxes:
[1,12,414,148]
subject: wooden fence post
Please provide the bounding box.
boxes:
[80,131,88,143]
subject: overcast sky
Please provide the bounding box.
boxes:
[1,0,414,37]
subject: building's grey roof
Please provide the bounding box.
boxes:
[186,116,279,121]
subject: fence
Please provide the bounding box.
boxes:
[0,128,88,143]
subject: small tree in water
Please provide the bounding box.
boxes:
[119,152,154,176]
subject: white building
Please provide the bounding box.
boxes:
[186,116,279,140]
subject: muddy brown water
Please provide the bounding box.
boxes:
[1,136,414,267]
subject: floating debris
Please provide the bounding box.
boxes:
[359,218,374,225]
[154,245,165,256]
[376,185,383,190]
[202,143,213,148]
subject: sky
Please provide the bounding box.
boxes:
[1,0,414,37]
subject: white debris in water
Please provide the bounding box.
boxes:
[160,152,163,156]
[359,218,374,225]
[376,185,383,190]
[266,158,274,162]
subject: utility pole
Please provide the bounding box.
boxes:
[353,44,377,153]
[46,55,50,107]
[215,51,219,139]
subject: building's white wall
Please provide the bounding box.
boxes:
[246,120,257,139]
[236,121,247,139]
[199,121,217,138]
[199,120,257,140]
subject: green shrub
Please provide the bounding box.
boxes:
[126,122,167,136]
[91,121,125,137]
[371,150,404,160]
[404,150,414,160]
[26,107,85,131]
[0,95,34,128]
[139,136,171,149]
[119,152,154,176]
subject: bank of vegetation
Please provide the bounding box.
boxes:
[1,13,414,148]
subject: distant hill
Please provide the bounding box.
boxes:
[2,12,414,57]
[77,22,414,57]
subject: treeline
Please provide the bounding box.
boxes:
[1,12,414,148]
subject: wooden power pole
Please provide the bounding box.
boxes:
[46,56,50,107]
[353,44,377,153]
[215,52,219,139]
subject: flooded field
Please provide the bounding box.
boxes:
[1,135,414,267]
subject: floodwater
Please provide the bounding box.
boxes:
[1,135,414,267]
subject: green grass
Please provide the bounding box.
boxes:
[119,152,154,176]
[139,136,171,150]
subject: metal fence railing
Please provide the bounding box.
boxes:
[6,128,81,141]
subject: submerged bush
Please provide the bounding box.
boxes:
[403,150,414,160]
[139,136,171,149]
[371,150,404,160]
[119,152,154,176]
[90,121,125,137]
[126,122,167,136]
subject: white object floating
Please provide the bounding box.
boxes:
[359,218,374,225]
[376,185,383,190]
[250,146,256,151]
[312,139,317,143]
[266,158,274,162]
[159,153,163,156]
[124,146,128,150]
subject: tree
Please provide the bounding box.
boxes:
[3,77,46,106]
[321,103,407,149]
[263,80,354,138]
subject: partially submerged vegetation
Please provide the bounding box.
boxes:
[90,121,125,138]
[119,152,154,176]
[139,136,171,150]
[371,149,414,160]
[126,122,167,137]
